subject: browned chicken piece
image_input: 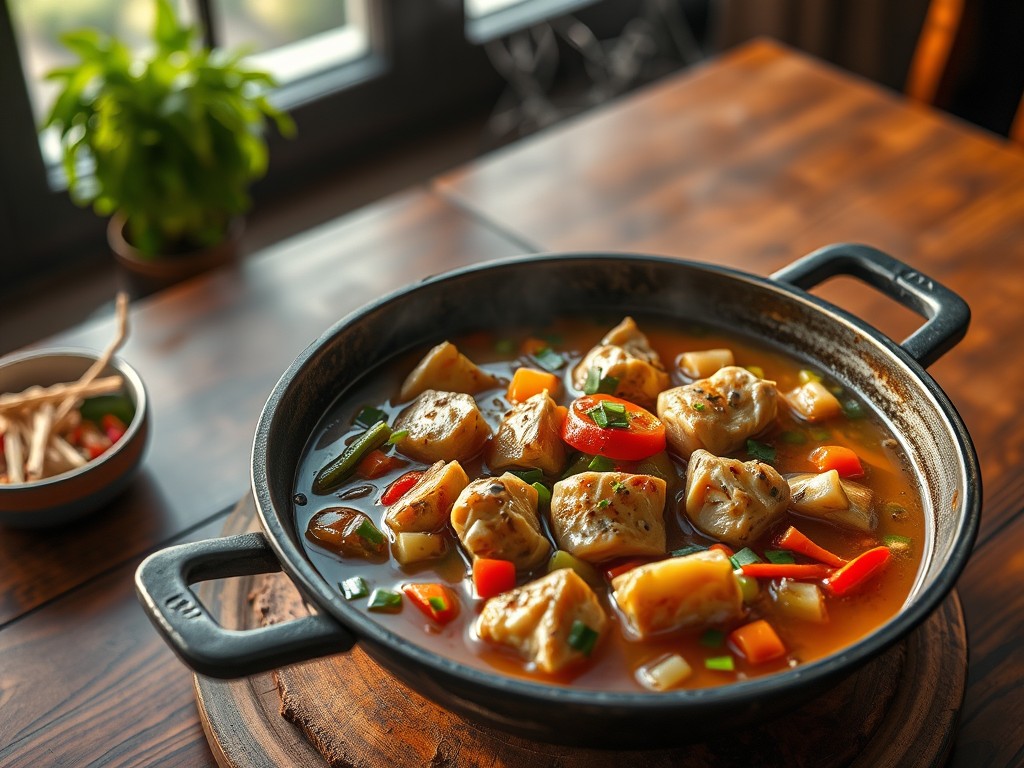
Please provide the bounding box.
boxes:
[392,390,492,464]
[572,317,669,408]
[450,473,551,569]
[398,341,501,403]
[550,472,667,562]
[787,470,876,532]
[486,392,567,476]
[384,460,469,533]
[657,366,778,459]
[684,449,790,547]
[611,549,743,638]
[476,568,608,674]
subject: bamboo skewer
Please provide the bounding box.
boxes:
[0,376,124,414]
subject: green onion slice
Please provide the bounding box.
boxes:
[427,596,448,611]
[587,455,615,472]
[699,629,725,648]
[765,549,796,564]
[567,620,599,656]
[586,402,629,429]
[531,346,565,372]
[340,576,369,600]
[532,482,551,505]
[387,429,409,444]
[355,518,385,546]
[354,406,388,428]
[512,468,544,484]
[729,547,762,570]
[670,544,708,558]
[367,588,403,613]
[313,421,392,494]
[705,655,735,672]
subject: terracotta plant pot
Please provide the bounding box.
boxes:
[108,213,243,298]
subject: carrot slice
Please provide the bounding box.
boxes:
[825,546,891,596]
[473,558,516,599]
[777,526,847,568]
[507,367,561,404]
[741,563,834,580]
[357,449,408,480]
[809,445,865,478]
[729,619,787,664]
[402,583,460,624]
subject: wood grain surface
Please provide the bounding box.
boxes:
[195,495,967,768]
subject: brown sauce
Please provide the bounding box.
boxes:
[294,316,925,692]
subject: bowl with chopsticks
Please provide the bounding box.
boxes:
[0,347,149,527]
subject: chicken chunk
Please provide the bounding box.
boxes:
[572,317,669,408]
[486,392,567,476]
[657,366,778,458]
[476,568,608,674]
[450,473,551,569]
[398,341,501,403]
[550,472,667,562]
[612,550,743,638]
[787,470,876,532]
[684,449,790,547]
[384,460,469,533]
[392,390,492,464]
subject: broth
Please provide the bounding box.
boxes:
[294,316,924,692]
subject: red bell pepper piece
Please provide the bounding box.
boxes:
[472,558,516,599]
[381,470,424,506]
[825,546,891,596]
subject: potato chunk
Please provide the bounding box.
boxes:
[384,460,468,533]
[393,390,492,464]
[477,568,607,673]
[451,473,551,569]
[787,470,876,532]
[572,317,669,409]
[487,392,567,476]
[677,348,735,379]
[783,381,843,422]
[684,449,790,547]
[398,341,500,402]
[658,366,778,459]
[612,550,743,638]
[550,472,667,562]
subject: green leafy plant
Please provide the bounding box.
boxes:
[43,0,294,257]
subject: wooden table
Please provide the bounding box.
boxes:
[2,39,1021,766]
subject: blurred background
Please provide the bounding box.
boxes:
[1,0,1020,352]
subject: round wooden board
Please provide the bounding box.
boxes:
[195,495,967,768]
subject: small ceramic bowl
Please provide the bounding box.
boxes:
[0,348,149,527]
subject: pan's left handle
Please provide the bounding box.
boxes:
[135,532,354,678]
[770,243,970,368]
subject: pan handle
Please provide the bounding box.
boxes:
[135,532,355,678]
[770,243,970,367]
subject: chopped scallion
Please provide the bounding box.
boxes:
[596,498,611,509]
[387,429,409,444]
[765,549,796,564]
[427,595,448,611]
[670,544,708,558]
[512,468,544,484]
[699,629,725,648]
[367,588,403,613]
[355,518,385,546]
[705,655,735,672]
[692,401,705,411]
[588,406,610,428]
[583,367,602,395]
[339,576,369,600]
[531,346,565,372]
[532,481,551,505]
[588,455,615,472]
[567,620,599,655]
[730,547,762,570]
[587,402,629,429]
[354,406,388,428]
[746,438,776,463]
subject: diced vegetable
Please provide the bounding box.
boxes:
[784,380,843,422]
[583,367,619,395]
[746,439,776,463]
[531,346,565,372]
[735,573,759,602]
[473,557,517,598]
[567,620,599,655]
[741,563,833,580]
[764,549,796,564]
[511,468,544,484]
[729,619,786,664]
[637,654,693,691]
[354,406,388,428]
[809,445,865,478]
[403,583,460,624]
[777,525,847,568]
[773,580,827,623]
[101,413,128,443]
[825,546,891,596]
[381,470,425,506]
[532,481,551,505]
[705,655,735,672]
[339,576,369,600]
[508,367,561,404]
[678,348,734,379]
[356,449,407,480]
[392,531,447,565]
[729,547,762,570]
[387,429,409,444]
[548,549,602,588]
[562,394,666,461]
[587,455,616,471]
[313,421,392,494]
[367,588,403,613]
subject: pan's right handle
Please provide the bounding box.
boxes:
[770,243,970,368]
[135,532,354,678]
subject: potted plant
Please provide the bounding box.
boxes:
[43,0,294,296]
